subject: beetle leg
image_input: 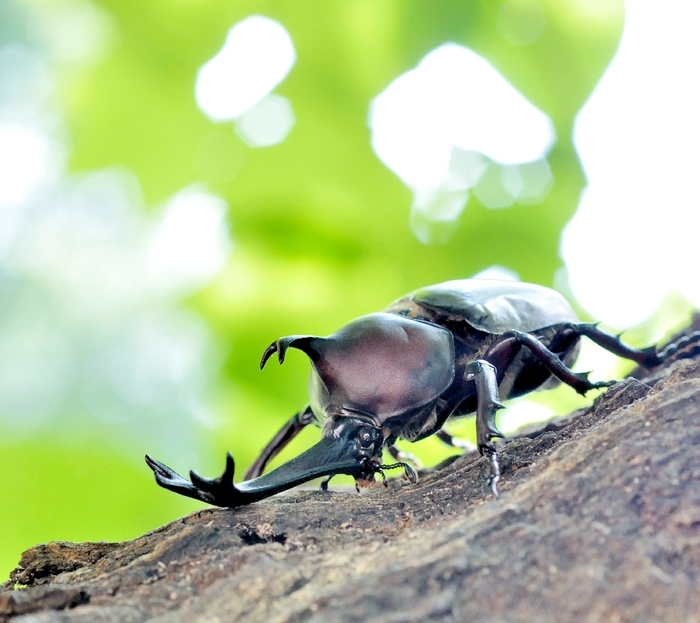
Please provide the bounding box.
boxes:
[573,323,700,368]
[387,445,423,470]
[498,331,615,395]
[465,360,506,497]
[244,406,315,480]
[319,475,333,491]
[435,429,477,453]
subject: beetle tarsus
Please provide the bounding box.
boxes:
[656,330,700,364]
[486,451,501,499]
[320,475,332,491]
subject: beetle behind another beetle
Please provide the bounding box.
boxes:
[146,279,700,507]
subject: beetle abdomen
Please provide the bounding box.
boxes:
[388,279,579,335]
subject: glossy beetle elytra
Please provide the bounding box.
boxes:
[146,279,700,506]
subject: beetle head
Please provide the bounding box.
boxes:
[240,415,409,493]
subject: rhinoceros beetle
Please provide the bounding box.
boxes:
[146,278,700,506]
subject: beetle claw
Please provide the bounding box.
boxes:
[591,379,617,390]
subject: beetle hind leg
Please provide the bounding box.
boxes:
[387,445,423,470]
[436,429,477,453]
[575,323,700,368]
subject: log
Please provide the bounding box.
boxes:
[2,317,700,623]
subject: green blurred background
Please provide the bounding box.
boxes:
[1,0,694,580]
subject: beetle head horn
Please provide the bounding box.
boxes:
[260,335,325,369]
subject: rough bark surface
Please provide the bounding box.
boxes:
[3,317,700,623]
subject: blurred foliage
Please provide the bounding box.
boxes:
[1,0,626,578]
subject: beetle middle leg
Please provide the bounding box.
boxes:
[244,406,315,480]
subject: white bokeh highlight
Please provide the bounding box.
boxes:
[148,185,232,292]
[235,93,295,147]
[562,0,700,328]
[369,43,555,242]
[1,167,230,456]
[195,16,296,122]
[370,43,555,190]
[0,122,59,208]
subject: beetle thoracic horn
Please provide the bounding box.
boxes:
[260,335,324,369]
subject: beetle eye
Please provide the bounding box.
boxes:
[358,427,377,448]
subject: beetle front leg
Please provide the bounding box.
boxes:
[465,360,505,497]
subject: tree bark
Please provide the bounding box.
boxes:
[2,317,700,623]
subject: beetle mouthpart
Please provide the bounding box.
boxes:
[354,474,377,491]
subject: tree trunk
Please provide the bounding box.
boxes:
[2,318,700,623]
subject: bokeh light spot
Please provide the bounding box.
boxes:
[0,122,60,208]
[562,0,700,327]
[147,186,232,292]
[0,43,52,119]
[515,159,553,204]
[28,0,116,68]
[498,399,554,434]
[195,15,296,123]
[472,163,514,209]
[471,265,520,281]
[235,94,295,148]
[370,42,555,191]
[370,42,555,242]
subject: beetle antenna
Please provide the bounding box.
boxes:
[375,461,417,484]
